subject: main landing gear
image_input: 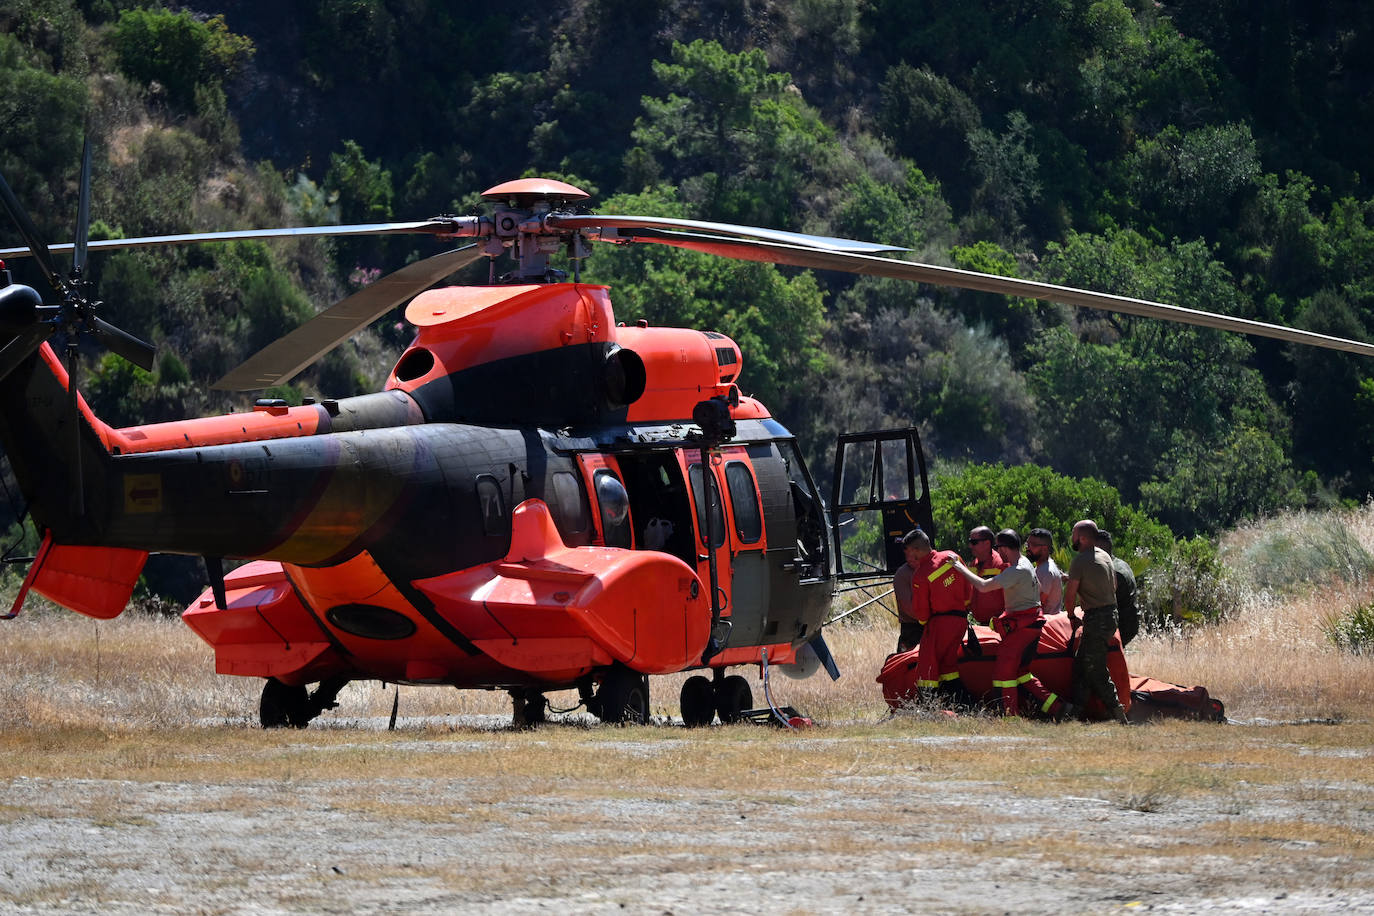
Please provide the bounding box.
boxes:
[678,672,753,726]
[510,688,548,728]
[259,676,349,728]
[585,663,650,724]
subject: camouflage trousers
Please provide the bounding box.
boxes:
[1073,606,1124,713]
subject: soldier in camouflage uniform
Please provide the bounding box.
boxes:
[1062,519,1128,724]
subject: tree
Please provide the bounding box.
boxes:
[628,39,842,228]
[826,165,953,253]
[819,279,1038,468]
[876,64,979,205]
[929,461,1175,561]
[323,139,394,275]
[967,110,1041,239]
[1123,123,1260,238]
[110,10,254,112]
[1285,290,1374,498]
[0,32,86,227]
[1027,230,1301,532]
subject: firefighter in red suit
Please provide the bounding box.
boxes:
[953,529,1071,719]
[906,529,974,701]
[966,525,1006,627]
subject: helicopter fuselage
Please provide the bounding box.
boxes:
[0,282,836,697]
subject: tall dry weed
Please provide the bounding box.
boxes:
[1222,502,1374,595]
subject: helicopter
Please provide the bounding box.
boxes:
[2,154,1372,729]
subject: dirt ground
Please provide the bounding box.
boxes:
[0,611,1369,914]
[0,712,1371,915]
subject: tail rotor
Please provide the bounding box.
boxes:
[0,139,157,515]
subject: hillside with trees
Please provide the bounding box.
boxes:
[3,0,1374,605]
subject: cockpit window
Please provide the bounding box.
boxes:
[688,464,726,548]
[725,461,762,544]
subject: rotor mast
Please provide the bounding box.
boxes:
[479,178,593,283]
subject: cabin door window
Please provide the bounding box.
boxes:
[575,454,635,549]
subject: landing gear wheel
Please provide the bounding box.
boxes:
[260,678,311,729]
[595,664,649,725]
[715,674,753,724]
[511,689,547,728]
[680,675,716,727]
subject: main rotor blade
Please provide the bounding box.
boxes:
[92,316,156,372]
[0,216,483,261]
[0,168,62,292]
[214,244,486,391]
[74,139,92,278]
[621,230,1374,357]
[547,214,906,254]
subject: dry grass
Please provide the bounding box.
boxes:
[2,536,1372,729]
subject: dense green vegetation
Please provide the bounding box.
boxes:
[4,0,1374,610]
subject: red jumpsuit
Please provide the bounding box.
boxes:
[968,553,1007,627]
[913,550,973,692]
[991,605,1062,717]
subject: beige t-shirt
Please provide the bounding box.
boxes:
[993,555,1042,613]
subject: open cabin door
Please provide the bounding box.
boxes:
[831,428,934,580]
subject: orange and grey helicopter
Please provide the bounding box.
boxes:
[2,151,1371,728]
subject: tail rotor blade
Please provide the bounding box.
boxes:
[91,316,156,372]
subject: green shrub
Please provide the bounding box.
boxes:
[1137,535,1241,629]
[1322,602,1374,655]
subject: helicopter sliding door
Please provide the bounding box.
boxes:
[831,427,934,579]
[680,448,734,632]
[713,447,768,645]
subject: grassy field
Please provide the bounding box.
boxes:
[0,511,1371,912]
